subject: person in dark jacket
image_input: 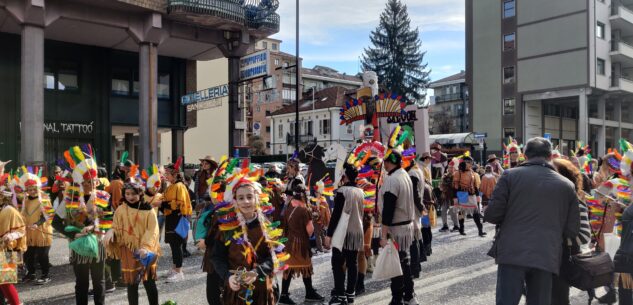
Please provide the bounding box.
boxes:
[484,137,580,305]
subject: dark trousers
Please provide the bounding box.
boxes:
[73,260,105,305]
[127,280,159,305]
[105,258,121,288]
[168,239,184,268]
[331,248,358,296]
[206,272,223,305]
[550,274,570,305]
[409,241,422,276]
[620,275,633,305]
[282,272,314,295]
[24,246,50,276]
[422,227,432,253]
[496,264,552,305]
[390,250,414,303]
[459,211,484,234]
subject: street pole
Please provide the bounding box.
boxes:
[295,0,300,152]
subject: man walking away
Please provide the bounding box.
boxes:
[484,137,580,305]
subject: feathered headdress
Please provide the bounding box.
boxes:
[141,164,162,191]
[63,145,98,184]
[384,125,410,164]
[18,166,45,190]
[620,139,633,178]
[314,177,334,197]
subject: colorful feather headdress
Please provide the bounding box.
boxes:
[384,125,411,164]
[18,165,46,189]
[141,164,162,191]
[63,145,98,184]
[620,139,633,178]
[375,92,406,118]
[573,141,591,156]
[314,177,334,197]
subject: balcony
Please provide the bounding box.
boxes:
[167,0,280,37]
[434,93,463,103]
[611,4,633,35]
[611,40,633,67]
[610,76,633,93]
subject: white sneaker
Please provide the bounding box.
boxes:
[166,271,184,283]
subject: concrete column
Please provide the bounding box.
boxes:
[578,92,589,144]
[228,56,242,154]
[616,101,622,139]
[124,133,135,162]
[138,43,158,168]
[20,24,45,163]
[598,97,607,156]
[171,129,184,161]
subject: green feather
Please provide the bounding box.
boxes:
[395,130,410,147]
[620,138,630,153]
[120,151,129,164]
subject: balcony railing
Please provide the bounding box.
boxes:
[168,0,280,34]
[434,93,463,103]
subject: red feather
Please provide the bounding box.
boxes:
[174,156,183,172]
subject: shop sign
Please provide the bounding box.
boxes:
[186,98,224,112]
[181,84,229,106]
[386,110,418,124]
[19,121,95,138]
[240,50,270,81]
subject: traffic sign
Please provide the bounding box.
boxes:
[544,133,551,141]
[474,132,487,139]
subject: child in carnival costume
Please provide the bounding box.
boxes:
[52,145,113,305]
[310,178,333,253]
[0,173,26,305]
[105,166,160,305]
[210,158,290,305]
[18,166,54,284]
[502,137,525,169]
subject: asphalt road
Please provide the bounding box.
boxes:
[18,223,599,305]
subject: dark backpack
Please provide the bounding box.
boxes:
[560,251,614,291]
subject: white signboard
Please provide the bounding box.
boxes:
[181,84,229,106]
[240,50,270,81]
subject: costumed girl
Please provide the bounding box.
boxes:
[210,158,289,305]
[52,145,113,305]
[324,163,365,305]
[105,170,160,305]
[405,150,427,279]
[284,155,305,204]
[278,183,325,305]
[160,157,192,283]
[311,179,332,253]
[0,177,26,305]
[19,167,53,285]
[503,137,524,169]
[143,165,164,212]
[452,155,486,237]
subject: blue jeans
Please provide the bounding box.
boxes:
[496,264,552,305]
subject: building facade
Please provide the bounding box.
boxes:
[428,71,470,134]
[268,86,363,154]
[0,0,279,169]
[468,0,633,156]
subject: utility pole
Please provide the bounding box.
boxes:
[295,0,300,152]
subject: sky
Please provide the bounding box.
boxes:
[271,0,466,83]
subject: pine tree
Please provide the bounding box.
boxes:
[362,0,430,105]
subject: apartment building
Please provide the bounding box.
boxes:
[428,71,470,134]
[468,0,633,156]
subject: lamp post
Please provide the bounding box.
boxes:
[294,0,300,151]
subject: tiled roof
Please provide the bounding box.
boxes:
[269,86,355,116]
[302,66,362,83]
[429,71,466,87]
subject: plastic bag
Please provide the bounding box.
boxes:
[69,234,99,258]
[175,216,190,240]
[372,240,403,281]
[331,213,350,250]
[604,232,621,260]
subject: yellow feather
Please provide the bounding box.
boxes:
[72,146,85,162]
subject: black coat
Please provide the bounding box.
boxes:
[484,159,580,275]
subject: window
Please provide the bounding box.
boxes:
[504,98,516,115]
[347,125,353,134]
[320,119,331,135]
[266,142,271,148]
[503,0,515,18]
[263,41,268,49]
[597,22,605,39]
[503,66,515,84]
[272,43,278,51]
[44,62,79,91]
[283,73,296,84]
[278,124,283,138]
[44,67,55,90]
[157,72,170,99]
[597,58,606,75]
[275,59,280,66]
[504,33,516,51]
[282,89,296,101]
[266,126,271,133]
[504,128,516,139]
[256,106,261,112]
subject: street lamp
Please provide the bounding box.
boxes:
[294,0,300,151]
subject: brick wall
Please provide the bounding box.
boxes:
[118,0,167,13]
[185,60,197,128]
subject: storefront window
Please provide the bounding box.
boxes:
[44,67,55,90]
[45,62,79,91]
[504,128,515,139]
[112,68,131,96]
[158,73,170,99]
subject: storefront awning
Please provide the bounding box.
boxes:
[429,133,477,145]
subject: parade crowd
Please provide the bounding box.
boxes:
[3,130,633,305]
